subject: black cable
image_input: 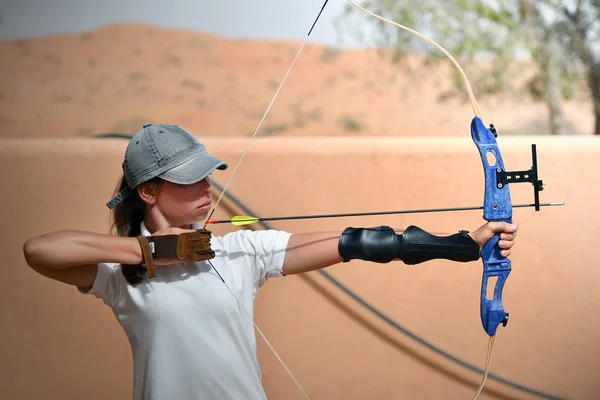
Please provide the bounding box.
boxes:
[96,133,568,400]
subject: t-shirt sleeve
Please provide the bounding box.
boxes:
[227,229,292,289]
[78,262,126,308]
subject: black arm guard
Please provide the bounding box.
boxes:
[338,225,480,265]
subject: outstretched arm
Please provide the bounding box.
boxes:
[282,230,345,276]
[281,221,518,276]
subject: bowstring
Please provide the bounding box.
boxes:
[203,1,494,398]
[203,0,330,228]
[202,40,308,225]
[202,34,314,400]
[208,260,311,400]
[200,2,331,399]
[472,335,497,399]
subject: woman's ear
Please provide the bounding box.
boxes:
[138,184,158,205]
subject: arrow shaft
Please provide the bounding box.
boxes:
[206,202,564,225]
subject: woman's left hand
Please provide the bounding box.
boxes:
[470,220,519,258]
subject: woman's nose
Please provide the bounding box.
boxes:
[198,176,212,191]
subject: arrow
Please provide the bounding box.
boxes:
[205,202,564,226]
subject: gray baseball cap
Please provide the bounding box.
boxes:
[106,122,228,209]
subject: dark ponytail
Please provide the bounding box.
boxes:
[109,174,163,285]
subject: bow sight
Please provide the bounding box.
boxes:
[488,124,545,211]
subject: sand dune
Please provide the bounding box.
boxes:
[0,23,595,138]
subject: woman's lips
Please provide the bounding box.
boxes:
[197,201,212,210]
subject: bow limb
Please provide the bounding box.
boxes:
[344,0,482,119]
[205,0,330,223]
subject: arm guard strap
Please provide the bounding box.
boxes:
[338,225,480,265]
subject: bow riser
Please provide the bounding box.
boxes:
[471,116,513,337]
[470,117,513,221]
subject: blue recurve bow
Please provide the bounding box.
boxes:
[341,1,550,397]
[469,118,545,398]
[471,119,544,338]
[343,0,547,339]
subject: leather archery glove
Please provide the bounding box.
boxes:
[136,229,215,278]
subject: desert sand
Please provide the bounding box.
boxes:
[0,23,596,139]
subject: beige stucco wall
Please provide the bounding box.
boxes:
[1,134,598,400]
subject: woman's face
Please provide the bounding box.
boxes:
[154,177,213,226]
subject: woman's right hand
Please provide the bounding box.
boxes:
[149,227,197,265]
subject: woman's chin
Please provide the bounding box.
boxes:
[190,210,210,224]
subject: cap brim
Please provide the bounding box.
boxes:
[159,154,228,185]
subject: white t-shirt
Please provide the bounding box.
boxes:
[81,222,292,400]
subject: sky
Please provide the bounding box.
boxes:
[0,0,367,47]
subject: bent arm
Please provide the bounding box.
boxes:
[23,230,143,288]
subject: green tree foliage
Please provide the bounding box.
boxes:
[340,0,600,135]
[559,0,600,135]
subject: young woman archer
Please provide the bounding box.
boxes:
[23,122,518,400]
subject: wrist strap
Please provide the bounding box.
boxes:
[135,236,157,278]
